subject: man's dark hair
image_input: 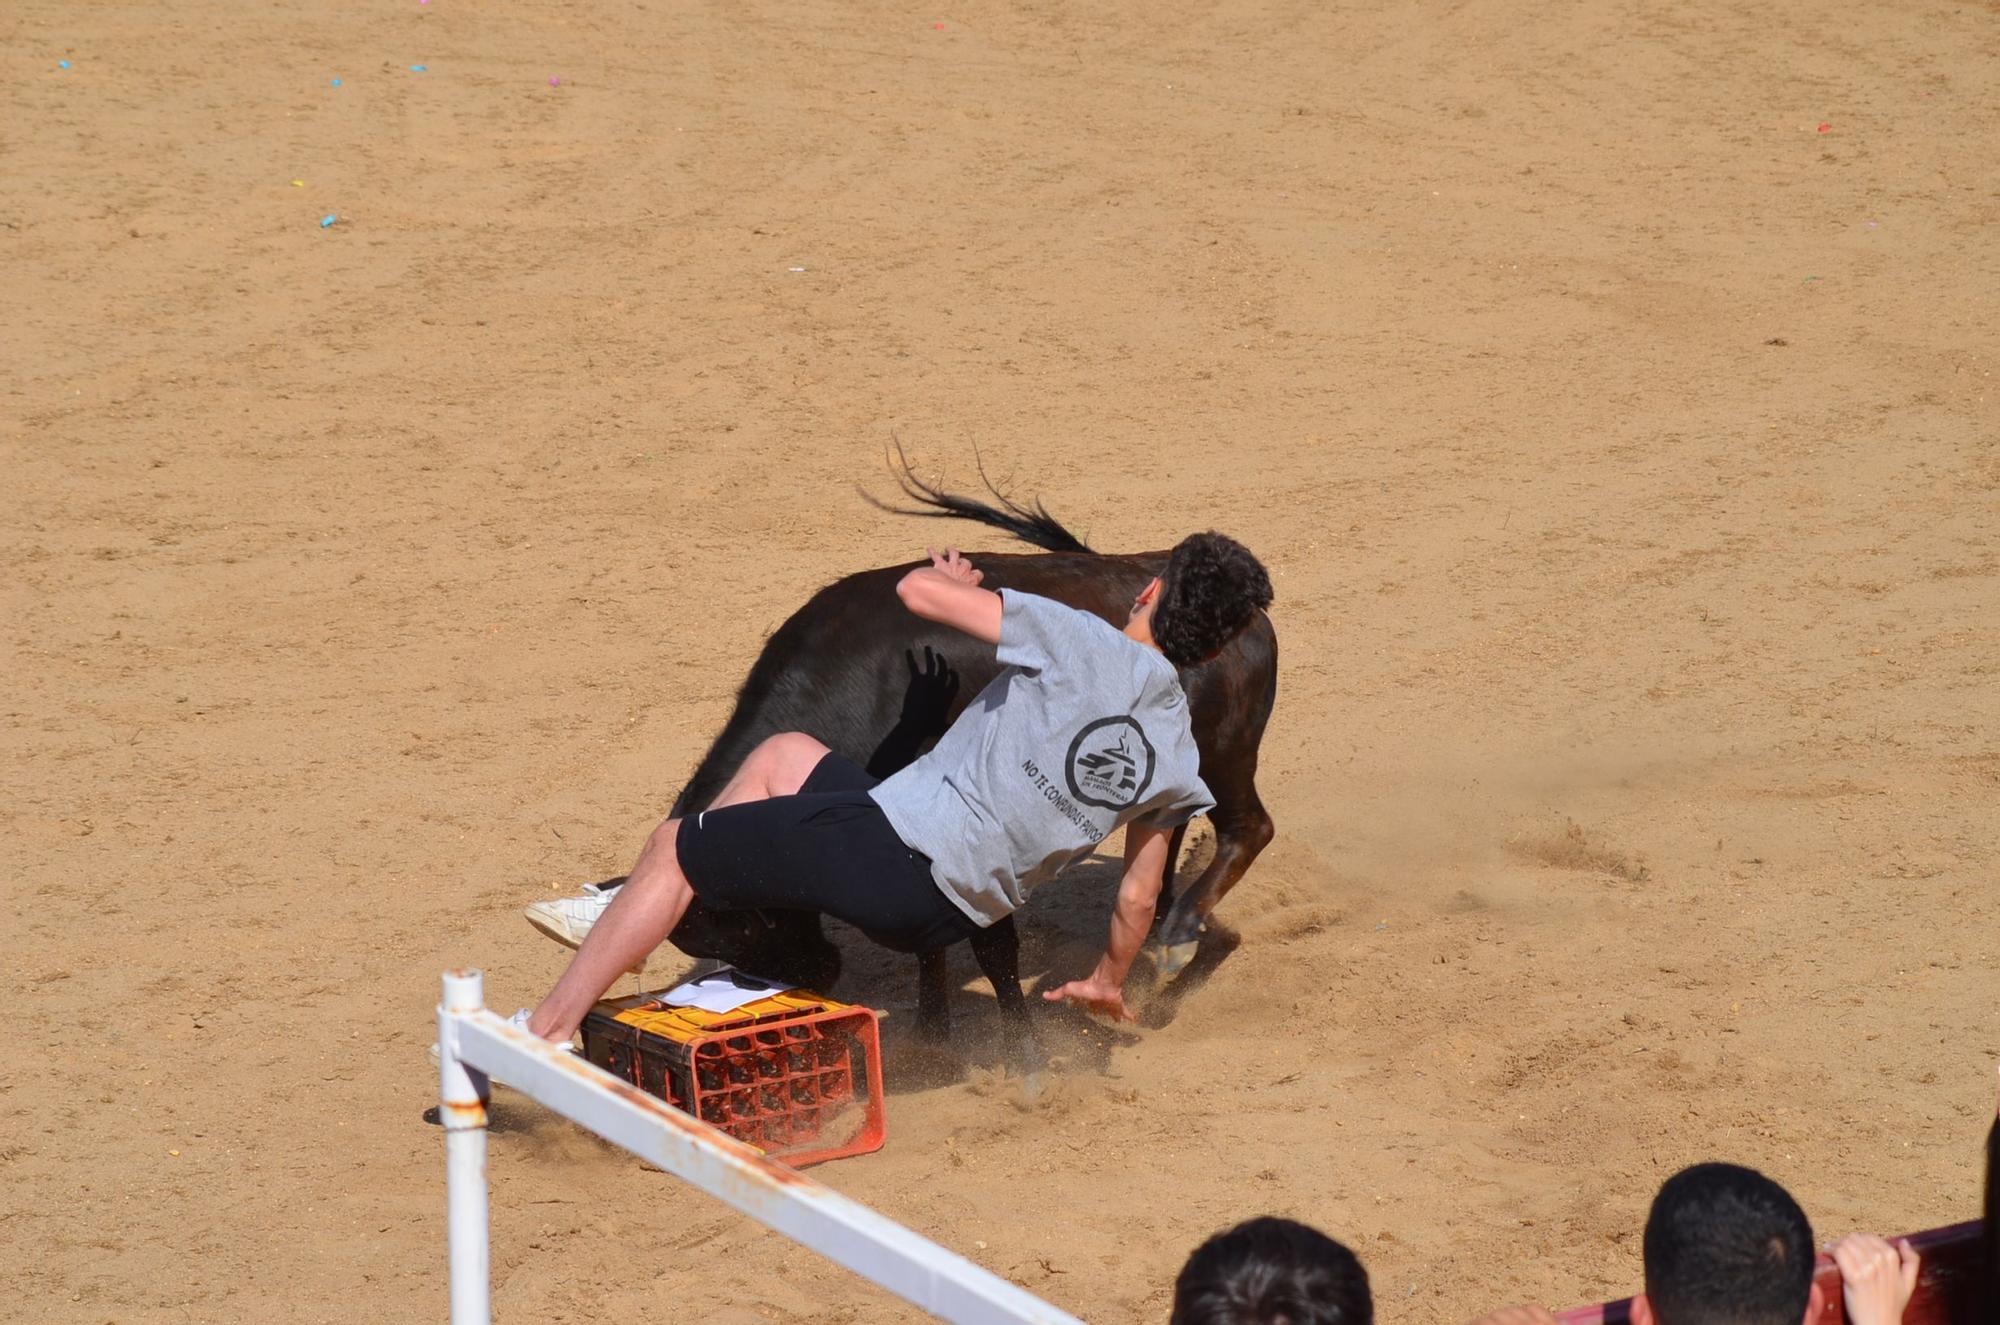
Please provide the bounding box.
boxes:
[1170,1217,1371,1325]
[1643,1163,1815,1325]
[1152,532,1274,668]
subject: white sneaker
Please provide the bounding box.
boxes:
[525,882,612,948]
[430,1007,576,1069]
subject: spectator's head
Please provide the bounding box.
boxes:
[1631,1163,1823,1325]
[1144,532,1273,668]
[1170,1216,1371,1325]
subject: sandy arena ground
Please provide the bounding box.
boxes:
[5,1,1997,1321]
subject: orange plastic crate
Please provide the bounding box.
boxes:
[580,986,885,1168]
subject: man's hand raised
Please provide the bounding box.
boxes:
[1042,975,1135,1023]
[896,550,1002,644]
[928,547,984,586]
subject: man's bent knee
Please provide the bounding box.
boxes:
[635,816,685,882]
[749,731,832,796]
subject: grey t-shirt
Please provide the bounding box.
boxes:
[869,589,1215,927]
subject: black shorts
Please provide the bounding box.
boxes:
[674,752,982,955]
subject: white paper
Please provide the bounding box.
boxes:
[655,966,797,1014]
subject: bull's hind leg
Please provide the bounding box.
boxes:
[914,948,952,1042]
[966,917,1046,1074]
[1150,822,1190,938]
[1150,784,1274,979]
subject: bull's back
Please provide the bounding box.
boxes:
[669,549,1271,815]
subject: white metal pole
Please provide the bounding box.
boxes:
[438,970,492,1325]
[445,1003,1083,1324]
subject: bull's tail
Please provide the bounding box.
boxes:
[863,440,1095,554]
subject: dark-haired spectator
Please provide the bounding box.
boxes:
[1466,1163,1825,1325]
[1467,1144,1959,1325]
[1631,1162,1824,1325]
[1636,1163,1926,1325]
[1171,1217,1372,1325]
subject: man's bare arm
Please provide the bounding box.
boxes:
[1042,822,1172,1022]
[895,548,1003,644]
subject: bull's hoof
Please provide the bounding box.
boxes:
[914,1011,953,1044]
[1003,1033,1049,1102]
[1008,1031,1049,1078]
[1152,939,1201,980]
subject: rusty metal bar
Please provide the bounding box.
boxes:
[437,970,493,1325]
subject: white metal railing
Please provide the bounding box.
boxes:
[435,969,1083,1325]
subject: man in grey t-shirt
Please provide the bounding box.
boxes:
[868,581,1216,989]
[520,534,1273,1041]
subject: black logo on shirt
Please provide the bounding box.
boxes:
[1065,717,1157,811]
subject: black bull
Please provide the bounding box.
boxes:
[655,546,1279,1025]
